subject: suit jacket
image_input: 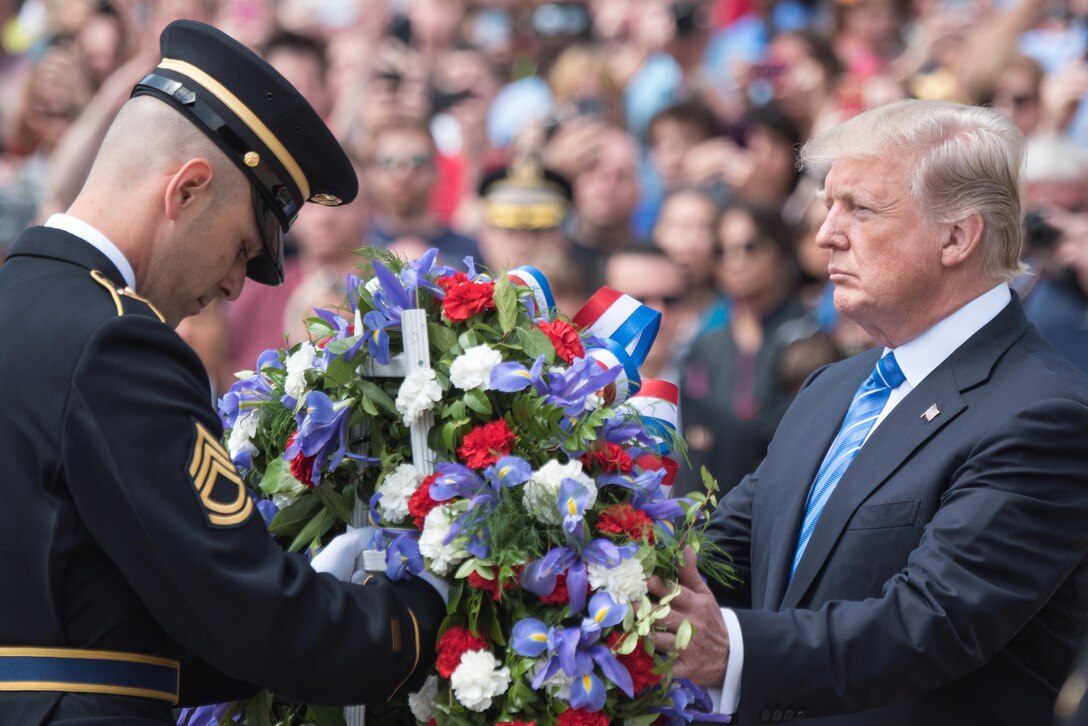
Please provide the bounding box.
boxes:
[707,296,1088,725]
[0,227,444,724]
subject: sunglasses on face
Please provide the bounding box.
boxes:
[375,153,433,171]
[635,293,684,309]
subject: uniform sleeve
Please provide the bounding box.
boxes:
[61,315,443,705]
[731,397,1088,718]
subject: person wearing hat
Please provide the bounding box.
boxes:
[476,155,579,271]
[0,19,443,724]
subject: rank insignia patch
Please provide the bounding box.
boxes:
[188,422,254,527]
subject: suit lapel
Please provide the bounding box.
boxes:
[778,298,1030,610]
[761,352,877,608]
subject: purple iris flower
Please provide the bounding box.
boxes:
[255,498,278,529]
[218,374,273,429]
[543,356,621,418]
[176,703,240,725]
[386,533,424,581]
[371,260,411,323]
[346,273,363,312]
[521,538,622,614]
[283,391,352,487]
[485,456,532,488]
[361,310,394,364]
[650,679,721,725]
[598,467,686,529]
[429,462,486,500]
[313,308,367,361]
[559,477,591,539]
[399,248,445,301]
[255,348,283,370]
[489,355,547,393]
[511,592,634,711]
[600,415,656,449]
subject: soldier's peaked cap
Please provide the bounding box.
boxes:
[131,19,357,285]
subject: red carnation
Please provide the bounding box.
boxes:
[538,319,585,364]
[537,572,589,606]
[408,473,445,528]
[436,626,490,678]
[580,442,634,475]
[439,273,496,322]
[606,632,663,694]
[598,502,655,544]
[468,566,519,602]
[458,419,516,469]
[285,432,317,489]
[556,708,610,726]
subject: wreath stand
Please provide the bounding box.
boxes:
[346,308,436,726]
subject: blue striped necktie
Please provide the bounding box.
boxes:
[790,352,906,580]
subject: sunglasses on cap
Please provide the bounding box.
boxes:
[245,185,286,286]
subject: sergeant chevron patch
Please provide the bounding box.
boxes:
[187,422,254,527]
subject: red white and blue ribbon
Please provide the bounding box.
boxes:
[584,337,641,403]
[626,380,678,456]
[573,287,660,369]
[508,265,555,318]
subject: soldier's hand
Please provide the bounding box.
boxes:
[310,526,376,581]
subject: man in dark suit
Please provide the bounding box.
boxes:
[0,20,443,724]
[652,99,1088,724]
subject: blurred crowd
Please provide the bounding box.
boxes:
[1,0,1086,496]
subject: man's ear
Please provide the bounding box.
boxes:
[940,213,985,269]
[163,159,215,221]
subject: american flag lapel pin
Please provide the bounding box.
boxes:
[922,404,940,422]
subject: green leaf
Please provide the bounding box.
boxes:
[457,330,478,350]
[359,379,397,415]
[521,327,556,365]
[463,389,492,416]
[325,335,360,356]
[427,323,459,356]
[305,318,335,339]
[268,496,321,537]
[306,705,347,726]
[314,484,354,524]
[616,631,640,655]
[258,457,305,496]
[454,558,479,579]
[243,689,274,725]
[287,508,334,552]
[676,618,694,650]
[494,274,518,334]
[324,354,358,387]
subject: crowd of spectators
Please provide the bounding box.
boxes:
[1,0,1086,497]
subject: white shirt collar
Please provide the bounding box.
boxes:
[44,213,136,290]
[889,283,1012,388]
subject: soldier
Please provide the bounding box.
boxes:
[0,20,443,724]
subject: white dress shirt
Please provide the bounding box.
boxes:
[45,213,136,290]
[713,282,1013,715]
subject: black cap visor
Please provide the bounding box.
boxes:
[247,184,285,285]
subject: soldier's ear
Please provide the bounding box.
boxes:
[163,158,215,220]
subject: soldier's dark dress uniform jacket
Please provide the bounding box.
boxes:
[0,226,444,724]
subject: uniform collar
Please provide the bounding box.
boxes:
[44,214,136,290]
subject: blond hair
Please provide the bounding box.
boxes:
[800,100,1026,280]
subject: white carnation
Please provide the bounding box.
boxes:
[588,556,648,602]
[284,342,316,403]
[522,459,596,526]
[418,505,467,575]
[395,368,443,425]
[227,410,260,463]
[408,675,438,722]
[449,344,503,391]
[377,463,422,524]
[450,650,510,712]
